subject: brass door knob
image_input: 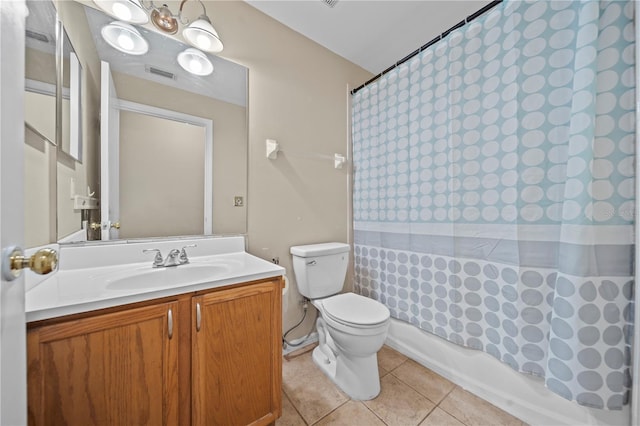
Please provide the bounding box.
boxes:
[90,222,101,231]
[2,247,58,281]
[111,222,121,229]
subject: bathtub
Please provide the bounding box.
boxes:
[385,318,630,426]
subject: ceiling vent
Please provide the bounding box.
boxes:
[322,0,339,8]
[145,65,176,80]
[26,29,50,43]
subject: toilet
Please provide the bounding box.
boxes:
[290,242,390,400]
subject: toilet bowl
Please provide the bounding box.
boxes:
[311,293,390,400]
[290,243,390,400]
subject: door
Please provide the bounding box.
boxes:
[192,281,282,426]
[27,301,180,425]
[100,60,120,240]
[0,0,28,424]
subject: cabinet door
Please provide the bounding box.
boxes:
[28,301,180,426]
[192,280,282,426]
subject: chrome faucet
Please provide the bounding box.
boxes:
[143,244,197,268]
[163,249,182,267]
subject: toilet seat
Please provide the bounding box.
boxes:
[320,293,390,328]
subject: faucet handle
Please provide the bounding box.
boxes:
[179,244,197,264]
[143,248,163,267]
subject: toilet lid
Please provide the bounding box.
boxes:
[321,293,390,326]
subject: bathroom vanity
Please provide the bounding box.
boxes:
[25,237,284,426]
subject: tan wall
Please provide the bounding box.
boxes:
[119,111,205,238]
[113,72,247,235]
[25,48,56,85]
[207,1,372,338]
[25,91,56,144]
[24,46,56,248]
[24,126,53,247]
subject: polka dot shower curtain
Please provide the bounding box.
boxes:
[352,0,635,410]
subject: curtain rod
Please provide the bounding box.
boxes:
[351,0,503,95]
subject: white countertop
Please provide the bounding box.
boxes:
[26,237,285,322]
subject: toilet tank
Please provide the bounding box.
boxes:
[290,242,350,299]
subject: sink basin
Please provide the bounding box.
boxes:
[105,263,229,290]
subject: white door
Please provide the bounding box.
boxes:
[100,61,120,240]
[0,1,28,424]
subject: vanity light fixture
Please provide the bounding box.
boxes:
[94,0,224,54]
[177,48,214,76]
[101,21,149,55]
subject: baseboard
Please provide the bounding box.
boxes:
[386,319,630,426]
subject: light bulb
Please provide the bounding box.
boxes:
[177,48,213,75]
[196,34,212,50]
[189,58,203,74]
[111,2,132,21]
[117,33,134,51]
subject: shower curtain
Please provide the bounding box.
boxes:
[352,0,635,410]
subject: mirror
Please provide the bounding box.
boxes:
[24,0,248,247]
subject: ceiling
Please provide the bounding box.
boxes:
[245,0,493,75]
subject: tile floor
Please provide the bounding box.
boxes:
[279,345,526,426]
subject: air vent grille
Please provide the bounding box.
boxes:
[322,0,339,7]
[26,29,50,43]
[145,65,176,80]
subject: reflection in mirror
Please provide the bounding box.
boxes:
[24,0,248,247]
[53,0,101,244]
[86,2,248,241]
[119,109,208,239]
[24,0,57,247]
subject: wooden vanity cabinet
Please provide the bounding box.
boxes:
[27,277,283,426]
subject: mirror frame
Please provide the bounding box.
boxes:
[56,16,83,165]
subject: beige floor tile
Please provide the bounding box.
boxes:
[364,374,435,426]
[419,407,465,426]
[315,401,385,426]
[283,352,348,425]
[377,345,408,376]
[277,391,307,426]
[391,359,456,404]
[439,387,522,426]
